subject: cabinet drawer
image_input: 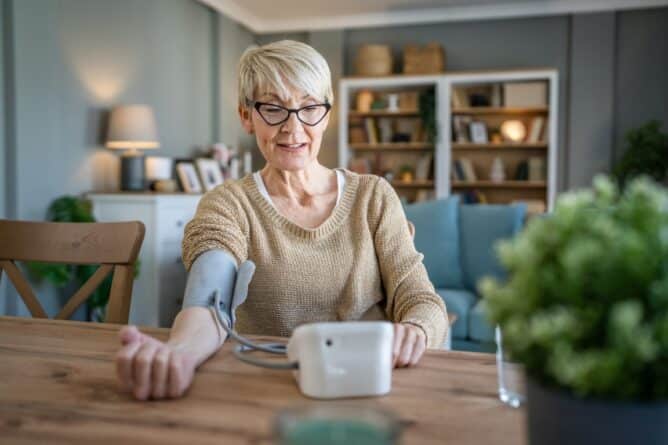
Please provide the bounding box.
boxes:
[159,207,196,242]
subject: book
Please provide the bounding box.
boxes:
[514,160,529,180]
[364,117,378,144]
[459,158,477,181]
[452,160,466,181]
[503,82,547,107]
[415,154,433,180]
[528,157,546,181]
[451,87,469,108]
[452,115,471,143]
[527,117,545,143]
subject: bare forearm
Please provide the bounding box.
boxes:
[166,306,227,367]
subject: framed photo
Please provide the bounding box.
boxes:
[195,158,224,191]
[469,121,489,144]
[176,162,203,193]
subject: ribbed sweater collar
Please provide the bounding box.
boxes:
[241,169,359,240]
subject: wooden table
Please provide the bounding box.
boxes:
[0,316,525,444]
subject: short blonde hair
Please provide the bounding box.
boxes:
[237,40,333,108]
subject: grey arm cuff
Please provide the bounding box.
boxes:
[181,249,255,330]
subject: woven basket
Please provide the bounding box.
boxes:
[403,42,445,74]
[355,45,393,76]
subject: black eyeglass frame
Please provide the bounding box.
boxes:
[249,100,332,127]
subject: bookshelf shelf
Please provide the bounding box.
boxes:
[392,180,435,189]
[452,142,547,150]
[451,181,547,189]
[339,70,558,207]
[350,142,434,151]
[452,107,548,115]
[349,109,420,118]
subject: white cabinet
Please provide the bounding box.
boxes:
[87,193,202,327]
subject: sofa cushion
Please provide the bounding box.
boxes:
[459,203,526,292]
[405,196,463,289]
[468,299,495,343]
[435,288,477,340]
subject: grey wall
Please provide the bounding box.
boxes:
[216,12,257,167]
[614,8,668,162]
[9,0,215,222]
[1,0,217,316]
[567,13,616,189]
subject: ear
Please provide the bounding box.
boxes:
[238,104,254,134]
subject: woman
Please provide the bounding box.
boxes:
[115,40,448,401]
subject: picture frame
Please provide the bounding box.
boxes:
[469,120,489,144]
[195,158,224,191]
[176,162,203,193]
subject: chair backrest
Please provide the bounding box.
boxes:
[0,219,145,323]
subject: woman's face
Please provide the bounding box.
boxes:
[239,88,330,172]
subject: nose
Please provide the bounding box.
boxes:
[280,110,304,132]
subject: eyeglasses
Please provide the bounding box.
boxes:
[250,101,331,126]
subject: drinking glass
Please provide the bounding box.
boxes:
[274,404,401,445]
[495,325,526,408]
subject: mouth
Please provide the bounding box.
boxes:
[276,142,308,151]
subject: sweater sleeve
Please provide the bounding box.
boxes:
[372,178,448,348]
[181,185,248,271]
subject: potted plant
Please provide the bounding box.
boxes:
[28,196,140,322]
[481,175,668,444]
[613,120,668,188]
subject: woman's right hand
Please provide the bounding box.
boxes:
[115,325,197,400]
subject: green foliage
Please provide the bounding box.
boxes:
[481,175,668,401]
[419,89,436,143]
[27,196,140,320]
[613,120,668,188]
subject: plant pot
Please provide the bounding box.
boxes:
[527,377,668,445]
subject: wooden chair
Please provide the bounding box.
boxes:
[0,220,145,324]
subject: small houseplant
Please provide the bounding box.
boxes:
[613,120,668,188]
[27,196,139,322]
[481,175,668,444]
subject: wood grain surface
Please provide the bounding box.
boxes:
[0,316,525,445]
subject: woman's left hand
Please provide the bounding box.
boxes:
[392,323,427,368]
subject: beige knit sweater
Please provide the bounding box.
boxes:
[182,170,448,348]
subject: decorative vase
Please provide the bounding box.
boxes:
[490,157,506,182]
[527,377,668,445]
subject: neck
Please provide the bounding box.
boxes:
[260,163,335,204]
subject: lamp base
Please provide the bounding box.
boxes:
[120,153,146,191]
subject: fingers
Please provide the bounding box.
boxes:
[119,325,142,346]
[151,347,170,400]
[393,324,427,368]
[409,330,427,366]
[392,324,405,368]
[397,327,416,368]
[115,339,143,391]
[133,342,159,400]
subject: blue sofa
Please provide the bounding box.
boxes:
[405,197,526,352]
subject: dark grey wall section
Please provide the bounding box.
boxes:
[217,12,255,165]
[2,0,215,316]
[0,0,6,316]
[11,0,214,221]
[310,31,344,169]
[614,8,668,162]
[344,16,571,189]
[567,13,616,189]
[0,0,6,220]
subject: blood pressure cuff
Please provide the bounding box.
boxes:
[181,249,255,330]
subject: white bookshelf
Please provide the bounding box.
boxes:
[339,69,558,211]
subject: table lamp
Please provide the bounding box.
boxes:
[106,105,159,191]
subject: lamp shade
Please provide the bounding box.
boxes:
[106,105,159,150]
